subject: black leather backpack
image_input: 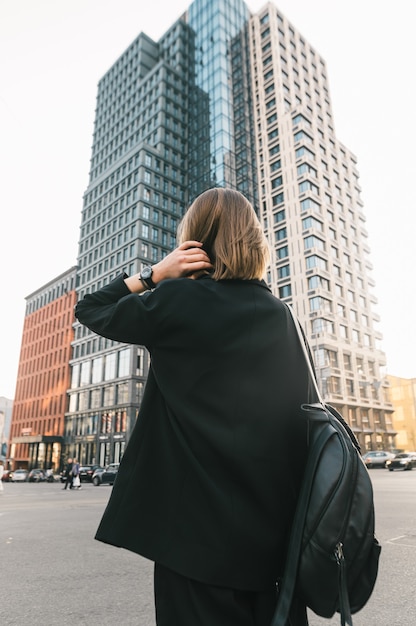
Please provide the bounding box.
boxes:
[271,307,381,626]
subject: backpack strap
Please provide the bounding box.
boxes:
[285,304,323,405]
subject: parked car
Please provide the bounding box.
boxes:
[362,450,395,469]
[92,463,119,486]
[28,468,47,482]
[386,453,416,471]
[79,464,102,483]
[10,469,29,482]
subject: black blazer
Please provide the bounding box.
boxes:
[75,274,315,591]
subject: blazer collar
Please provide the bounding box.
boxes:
[197,274,272,292]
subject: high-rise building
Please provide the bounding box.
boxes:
[66,0,394,467]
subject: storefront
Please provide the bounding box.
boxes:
[9,435,63,471]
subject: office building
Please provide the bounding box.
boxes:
[66,0,393,466]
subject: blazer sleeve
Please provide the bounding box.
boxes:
[75,274,155,347]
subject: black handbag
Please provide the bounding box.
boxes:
[271,305,381,626]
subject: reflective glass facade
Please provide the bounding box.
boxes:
[188,0,256,202]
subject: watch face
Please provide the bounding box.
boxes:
[141,266,152,279]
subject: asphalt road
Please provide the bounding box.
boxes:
[0,470,415,625]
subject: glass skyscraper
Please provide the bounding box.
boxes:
[66,0,394,467]
[188,0,250,192]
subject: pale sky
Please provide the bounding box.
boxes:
[1,0,415,399]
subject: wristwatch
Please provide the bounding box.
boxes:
[139,265,156,290]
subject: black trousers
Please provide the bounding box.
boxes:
[63,475,73,489]
[154,563,308,626]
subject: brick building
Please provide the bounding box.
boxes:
[8,267,77,471]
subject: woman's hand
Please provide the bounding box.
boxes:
[124,242,213,293]
[152,241,213,283]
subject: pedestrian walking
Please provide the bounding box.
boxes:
[62,457,73,490]
[75,188,316,625]
[72,458,81,489]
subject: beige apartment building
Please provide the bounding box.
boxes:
[249,4,394,451]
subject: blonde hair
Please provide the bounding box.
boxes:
[177,188,270,280]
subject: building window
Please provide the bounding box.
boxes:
[277,245,289,259]
[300,198,320,213]
[78,391,89,411]
[343,353,352,370]
[337,303,346,317]
[297,163,317,177]
[296,146,315,160]
[302,216,322,231]
[271,175,283,189]
[104,353,117,381]
[275,227,287,241]
[279,284,292,299]
[274,209,285,223]
[118,348,130,377]
[71,363,80,389]
[91,388,101,409]
[294,130,313,143]
[308,275,329,290]
[141,224,149,239]
[309,296,332,313]
[293,113,311,126]
[340,325,348,339]
[117,384,129,405]
[80,361,91,387]
[101,410,113,433]
[299,180,319,195]
[278,264,290,279]
[136,347,145,376]
[305,255,327,270]
[92,357,103,384]
[327,349,338,368]
[272,192,284,205]
[304,235,325,251]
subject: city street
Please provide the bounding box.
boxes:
[1,470,415,625]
